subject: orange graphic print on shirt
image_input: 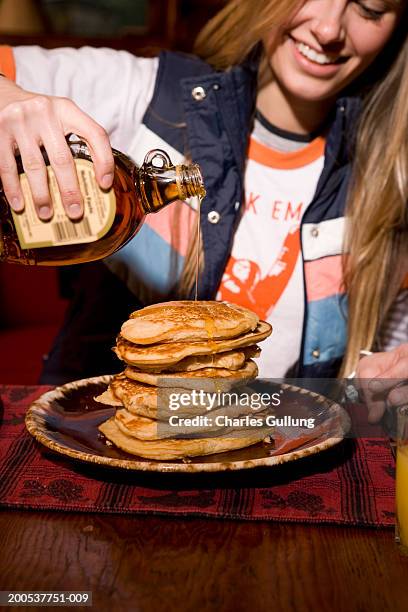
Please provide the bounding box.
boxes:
[217,133,325,377]
[219,225,301,320]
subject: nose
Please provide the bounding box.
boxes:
[310,1,347,46]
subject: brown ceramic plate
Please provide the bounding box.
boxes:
[25,375,350,473]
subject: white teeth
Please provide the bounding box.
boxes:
[296,42,337,65]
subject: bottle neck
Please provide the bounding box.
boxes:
[176,164,206,201]
[137,162,205,214]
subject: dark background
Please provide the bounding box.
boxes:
[0,0,225,54]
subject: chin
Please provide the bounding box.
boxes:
[281,76,344,104]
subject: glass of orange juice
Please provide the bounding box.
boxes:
[396,405,408,555]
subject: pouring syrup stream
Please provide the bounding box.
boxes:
[194,197,203,301]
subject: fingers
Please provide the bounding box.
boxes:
[355,352,388,422]
[366,381,408,426]
[63,102,114,190]
[366,398,387,424]
[0,95,55,220]
[356,350,397,380]
[0,138,24,212]
[14,130,52,221]
[388,384,408,406]
[357,379,387,423]
[370,346,408,379]
[0,93,113,222]
[356,346,408,423]
[40,122,83,220]
[27,96,85,220]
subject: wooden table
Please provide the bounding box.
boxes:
[1,510,408,611]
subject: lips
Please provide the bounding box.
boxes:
[297,42,337,65]
[289,37,349,77]
[292,37,348,66]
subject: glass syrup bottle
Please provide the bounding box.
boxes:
[0,138,205,265]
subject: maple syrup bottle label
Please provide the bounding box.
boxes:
[12,158,116,248]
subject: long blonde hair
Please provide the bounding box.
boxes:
[181,0,408,378]
[341,33,408,375]
[194,0,298,71]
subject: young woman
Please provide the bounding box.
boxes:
[0,0,407,419]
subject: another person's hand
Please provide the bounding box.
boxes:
[0,77,114,220]
[356,344,408,423]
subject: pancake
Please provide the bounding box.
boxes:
[115,321,272,367]
[115,409,164,440]
[109,374,212,419]
[98,301,273,460]
[125,359,258,389]
[99,417,269,460]
[107,374,267,420]
[121,300,259,345]
[110,373,158,409]
[136,346,261,373]
[114,408,243,440]
[115,407,271,441]
[94,388,123,407]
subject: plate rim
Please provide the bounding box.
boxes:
[25,375,351,473]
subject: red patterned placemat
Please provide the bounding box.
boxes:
[0,385,395,526]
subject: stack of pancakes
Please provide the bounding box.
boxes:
[97,301,272,460]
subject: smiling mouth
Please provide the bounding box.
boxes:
[294,40,348,66]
